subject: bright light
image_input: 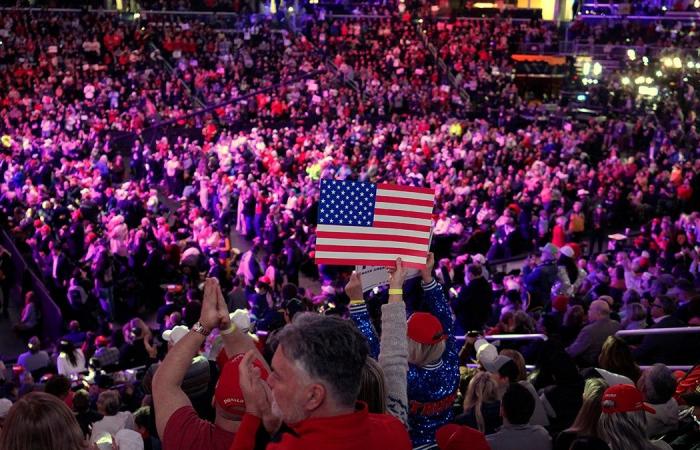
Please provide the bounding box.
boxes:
[627,49,636,60]
[582,78,589,85]
[695,0,699,8]
[474,2,497,7]
[645,77,653,84]
[663,57,673,67]
[688,61,695,68]
[133,12,140,19]
[582,62,591,76]
[639,86,659,97]
[656,70,663,77]
[592,62,602,76]
[673,57,682,68]
[662,6,668,11]
[577,94,587,102]
[684,77,689,82]
[642,56,649,65]
[621,76,630,85]
[288,6,294,12]
[634,76,645,85]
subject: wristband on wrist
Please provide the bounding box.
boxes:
[220,324,236,335]
[191,321,211,337]
[388,288,403,295]
[350,299,365,305]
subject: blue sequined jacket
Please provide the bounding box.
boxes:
[350,278,459,450]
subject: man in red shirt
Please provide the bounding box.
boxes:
[230,314,412,450]
[154,278,266,450]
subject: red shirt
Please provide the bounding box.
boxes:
[163,406,235,450]
[230,403,411,450]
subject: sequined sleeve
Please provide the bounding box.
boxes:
[421,278,458,366]
[349,302,380,359]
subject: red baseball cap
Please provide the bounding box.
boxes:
[407,312,446,345]
[552,295,569,313]
[601,384,655,415]
[215,353,269,416]
[436,424,490,450]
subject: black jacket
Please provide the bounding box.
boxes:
[633,316,698,365]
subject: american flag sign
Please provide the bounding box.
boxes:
[315,179,435,269]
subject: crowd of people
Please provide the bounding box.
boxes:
[0,2,700,450]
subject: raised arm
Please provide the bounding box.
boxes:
[420,253,457,364]
[346,271,380,359]
[153,278,226,438]
[420,253,452,335]
[379,258,409,425]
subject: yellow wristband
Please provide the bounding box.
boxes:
[350,299,365,305]
[220,324,236,335]
[388,289,403,295]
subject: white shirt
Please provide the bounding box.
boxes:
[90,412,136,443]
[57,349,86,376]
[653,315,670,324]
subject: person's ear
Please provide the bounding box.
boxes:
[303,382,327,412]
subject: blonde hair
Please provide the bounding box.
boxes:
[358,357,387,414]
[599,410,657,450]
[463,371,499,433]
[407,339,445,367]
[567,378,608,436]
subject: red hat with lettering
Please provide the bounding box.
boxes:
[601,384,655,415]
[436,424,490,450]
[215,353,269,416]
[407,312,446,345]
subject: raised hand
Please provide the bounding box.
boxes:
[238,350,273,419]
[214,279,231,330]
[387,257,406,289]
[421,252,435,283]
[345,271,364,301]
[199,278,225,331]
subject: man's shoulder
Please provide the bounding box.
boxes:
[654,316,684,329]
[365,413,411,443]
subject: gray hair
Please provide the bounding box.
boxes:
[637,364,676,404]
[97,390,121,416]
[599,410,657,450]
[273,313,369,408]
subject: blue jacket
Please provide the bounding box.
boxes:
[351,279,459,449]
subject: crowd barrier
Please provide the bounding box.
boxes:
[616,327,700,337]
[454,333,549,345]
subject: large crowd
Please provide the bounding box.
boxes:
[0,2,700,450]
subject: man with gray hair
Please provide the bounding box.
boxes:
[637,364,679,437]
[232,313,412,450]
[566,299,621,367]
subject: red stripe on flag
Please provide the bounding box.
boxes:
[374,195,434,208]
[372,221,432,232]
[377,183,434,195]
[317,245,428,258]
[316,230,427,245]
[315,257,426,269]
[374,208,432,220]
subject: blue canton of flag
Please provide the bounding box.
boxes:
[318,179,376,227]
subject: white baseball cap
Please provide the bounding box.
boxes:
[162,325,189,345]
